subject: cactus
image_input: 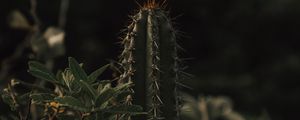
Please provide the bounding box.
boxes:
[119,0,182,119]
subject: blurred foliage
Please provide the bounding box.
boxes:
[180,94,271,120]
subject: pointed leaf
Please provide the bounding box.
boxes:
[95,88,115,107]
[88,64,109,83]
[114,82,134,92]
[79,80,97,99]
[68,57,88,81]
[55,96,89,112]
[93,79,110,85]
[56,70,64,84]
[95,82,133,108]
[99,83,111,94]
[28,61,56,82]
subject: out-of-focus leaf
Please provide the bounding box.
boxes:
[55,96,89,112]
[43,27,65,47]
[68,57,88,81]
[88,64,109,83]
[18,92,31,104]
[8,10,31,29]
[8,114,19,120]
[43,27,66,58]
[30,33,48,55]
[0,116,8,120]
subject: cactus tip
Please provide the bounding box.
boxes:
[134,0,167,9]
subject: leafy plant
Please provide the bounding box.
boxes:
[180,95,271,120]
[1,0,187,120]
[1,57,144,120]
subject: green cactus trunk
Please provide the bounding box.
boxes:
[119,7,181,120]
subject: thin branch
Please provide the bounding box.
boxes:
[0,0,42,86]
[58,0,70,29]
[30,0,41,28]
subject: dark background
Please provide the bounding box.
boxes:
[1,0,300,119]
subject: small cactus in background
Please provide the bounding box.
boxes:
[180,95,271,120]
[181,95,245,120]
[118,0,183,119]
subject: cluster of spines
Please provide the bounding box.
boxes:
[136,0,168,10]
[119,18,135,105]
[119,24,134,84]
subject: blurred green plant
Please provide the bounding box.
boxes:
[180,95,271,120]
[1,57,144,120]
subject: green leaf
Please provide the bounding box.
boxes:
[55,96,89,112]
[79,80,97,99]
[28,61,56,82]
[95,82,133,108]
[102,105,144,115]
[56,70,64,84]
[93,80,111,87]
[95,87,115,108]
[68,57,88,81]
[96,83,104,93]
[88,64,109,83]
[98,82,111,94]
[30,93,55,104]
[114,82,133,92]
[61,69,75,91]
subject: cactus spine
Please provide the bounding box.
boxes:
[119,1,181,119]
